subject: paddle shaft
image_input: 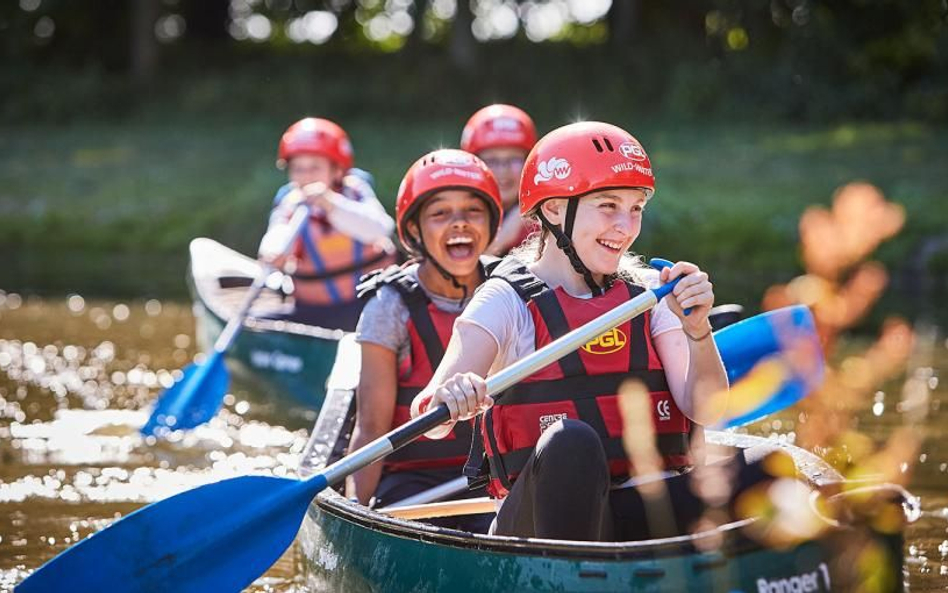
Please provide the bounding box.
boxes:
[382,476,468,508]
[317,283,672,488]
[380,305,820,508]
[213,205,309,352]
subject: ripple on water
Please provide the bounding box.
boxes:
[2,296,946,593]
[0,297,309,591]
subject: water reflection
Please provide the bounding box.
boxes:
[736,343,948,591]
[0,293,946,591]
[0,294,307,592]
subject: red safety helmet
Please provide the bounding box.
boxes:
[277,117,354,171]
[395,149,503,252]
[460,104,537,155]
[519,121,655,216]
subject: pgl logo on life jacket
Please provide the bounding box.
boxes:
[581,328,627,355]
[656,399,671,421]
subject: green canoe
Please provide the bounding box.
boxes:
[187,238,345,422]
[296,339,915,593]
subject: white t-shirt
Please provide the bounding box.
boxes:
[258,174,395,258]
[355,263,468,367]
[456,266,682,374]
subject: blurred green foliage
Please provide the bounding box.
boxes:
[1,0,946,124]
[2,117,946,319]
[2,0,947,323]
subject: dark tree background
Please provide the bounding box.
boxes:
[1,0,946,123]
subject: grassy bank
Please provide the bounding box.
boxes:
[3,117,947,321]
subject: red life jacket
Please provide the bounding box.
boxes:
[357,258,497,472]
[286,177,395,306]
[464,259,692,498]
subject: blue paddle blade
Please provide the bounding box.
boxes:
[141,352,230,437]
[715,304,820,381]
[713,305,824,428]
[16,473,328,593]
[724,377,811,428]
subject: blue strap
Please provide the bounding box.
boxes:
[348,167,375,189]
[300,223,343,304]
[350,240,364,295]
[272,183,294,208]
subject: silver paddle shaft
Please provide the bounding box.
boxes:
[320,288,662,487]
[213,205,309,352]
[381,476,469,508]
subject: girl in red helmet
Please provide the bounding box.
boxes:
[258,117,396,330]
[410,122,778,542]
[345,149,502,531]
[461,104,539,256]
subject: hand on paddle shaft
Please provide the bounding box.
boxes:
[140,201,310,437]
[419,258,709,427]
[19,257,687,593]
[383,301,821,509]
[20,252,820,593]
[659,260,715,340]
[257,183,327,267]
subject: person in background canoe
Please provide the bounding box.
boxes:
[411,122,787,541]
[346,149,502,532]
[461,104,538,256]
[258,117,396,331]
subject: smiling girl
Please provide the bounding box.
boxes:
[408,122,759,541]
[345,149,501,530]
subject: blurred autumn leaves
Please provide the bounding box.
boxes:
[732,182,919,590]
[619,181,922,590]
[765,182,906,348]
[764,182,924,500]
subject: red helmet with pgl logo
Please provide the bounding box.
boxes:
[460,104,537,155]
[277,117,354,171]
[395,149,503,252]
[519,121,655,216]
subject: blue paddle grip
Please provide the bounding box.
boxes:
[649,258,692,315]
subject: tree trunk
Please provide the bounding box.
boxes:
[449,0,476,70]
[181,0,231,42]
[609,0,639,55]
[407,0,430,49]
[130,0,160,85]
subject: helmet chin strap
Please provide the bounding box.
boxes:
[536,200,607,297]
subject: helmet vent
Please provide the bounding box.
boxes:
[591,138,604,152]
[603,137,614,151]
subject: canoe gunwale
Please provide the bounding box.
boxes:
[306,429,847,561]
[309,492,772,561]
[188,238,344,341]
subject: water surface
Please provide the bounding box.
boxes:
[0,294,945,591]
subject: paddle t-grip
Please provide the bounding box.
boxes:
[649,258,693,315]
